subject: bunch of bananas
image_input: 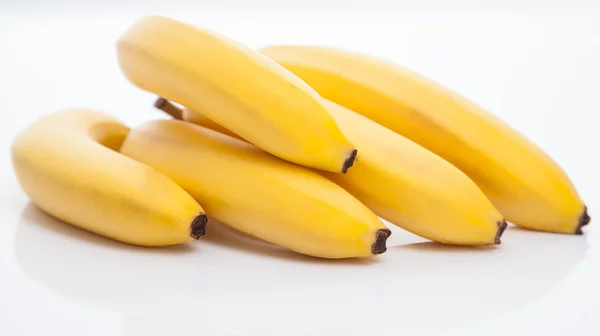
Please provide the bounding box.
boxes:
[11,16,590,259]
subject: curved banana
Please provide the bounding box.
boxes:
[161,99,506,245]
[260,45,590,234]
[117,16,357,173]
[11,109,207,246]
[119,119,390,259]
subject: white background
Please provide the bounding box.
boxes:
[1,1,599,335]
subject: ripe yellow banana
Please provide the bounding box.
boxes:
[261,45,590,235]
[116,16,357,173]
[11,109,207,246]
[160,99,506,245]
[119,119,391,259]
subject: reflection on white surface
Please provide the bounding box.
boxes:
[15,203,589,336]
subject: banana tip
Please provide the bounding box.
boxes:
[154,97,183,120]
[154,97,168,109]
[372,228,392,255]
[341,149,358,173]
[575,206,590,235]
[190,213,208,239]
[494,220,508,245]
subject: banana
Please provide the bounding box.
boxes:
[11,109,207,246]
[118,119,391,259]
[116,16,358,173]
[260,45,590,235]
[160,99,506,245]
[323,101,506,245]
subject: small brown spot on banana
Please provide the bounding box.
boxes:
[372,228,392,255]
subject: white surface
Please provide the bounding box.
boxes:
[1,2,600,335]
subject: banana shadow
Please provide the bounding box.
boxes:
[14,203,207,315]
[13,203,381,316]
[371,225,591,335]
[399,242,500,253]
[118,224,590,336]
[15,203,589,336]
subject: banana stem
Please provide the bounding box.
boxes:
[576,206,591,235]
[372,229,392,254]
[190,213,208,239]
[154,97,183,120]
[495,220,508,244]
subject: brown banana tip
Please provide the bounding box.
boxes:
[372,228,392,255]
[154,97,183,120]
[341,149,358,173]
[575,206,591,235]
[154,97,167,109]
[190,213,208,239]
[494,220,508,245]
